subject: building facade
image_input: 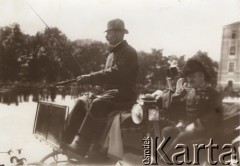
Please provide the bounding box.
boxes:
[218,22,240,90]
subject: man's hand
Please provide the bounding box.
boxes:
[76,74,90,84]
[185,123,195,132]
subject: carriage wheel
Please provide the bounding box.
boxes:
[28,150,69,165]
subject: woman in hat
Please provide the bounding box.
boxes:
[161,59,223,164]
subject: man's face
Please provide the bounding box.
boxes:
[186,72,205,88]
[166,76,179,91]
[105,30,121,46]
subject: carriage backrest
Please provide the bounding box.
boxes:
[33,101,69,149]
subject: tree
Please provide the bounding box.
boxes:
[138,49,169,90]
[70,39,108,76]
[28,27,71,82]
[0,24,28,82]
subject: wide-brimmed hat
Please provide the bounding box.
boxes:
[181,59,210,81]
[104,18,129,34]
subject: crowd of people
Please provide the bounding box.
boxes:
[0,83,95,105]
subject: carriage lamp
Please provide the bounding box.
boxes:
[131,99,161,138]
[131,100,160,124]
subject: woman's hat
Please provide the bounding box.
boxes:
[181,59,210,81]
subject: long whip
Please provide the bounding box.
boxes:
[26,2,85,74]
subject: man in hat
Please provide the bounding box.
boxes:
[161,59,223,164]
[139,67,186,140]
[160,67,186,122]
[63,18,139,159]
[144,67,185,120]
[151,66,187,140]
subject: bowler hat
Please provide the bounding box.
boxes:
[104,18,129,34]
[166,67,179,78]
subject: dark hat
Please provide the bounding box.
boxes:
[166,67,179,78]
[181,59,210,80]
[104,18,129,34]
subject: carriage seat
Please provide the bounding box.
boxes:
[99,99,160,159]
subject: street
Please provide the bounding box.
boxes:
[0,95,75,165]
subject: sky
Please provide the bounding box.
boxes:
[0,0,240,61]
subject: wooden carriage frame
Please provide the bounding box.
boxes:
[31,101,69,165]
[30,100,163,165]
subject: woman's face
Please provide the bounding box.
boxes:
[187,72,205,88]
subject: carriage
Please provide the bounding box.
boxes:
[27,99,159,166]
[6,95,240,166]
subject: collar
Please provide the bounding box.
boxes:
[109,40,128,53]
[114,40,124,48]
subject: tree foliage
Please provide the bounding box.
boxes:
[0,24,219,90]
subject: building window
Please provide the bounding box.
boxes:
[227,80,233,87]
[230,46,236,55]
[228,62,235,72]
[232,31,237,39]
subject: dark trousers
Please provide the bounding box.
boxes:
[63,92,134,145]
[63,96,88,144]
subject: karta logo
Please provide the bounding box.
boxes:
[142,137,239,165]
